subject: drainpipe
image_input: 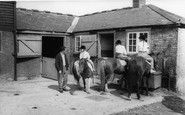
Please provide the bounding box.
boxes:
[13,1,17,81]
[13,31,17,81]
[163,58,168,90]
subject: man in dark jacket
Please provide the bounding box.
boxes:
[55,46,69,93]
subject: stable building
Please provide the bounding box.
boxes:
[70,0,185,92]
[16,8,75,80]
[1,0,185,94]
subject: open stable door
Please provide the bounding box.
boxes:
[99,33,114,57]
[42,36,64,80]
[42,57,58,80]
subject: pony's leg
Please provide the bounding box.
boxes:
[77,79,82,90]
[82,78,86,91]
[105,83,108,92]
[105,74,114,92]
[137,74,143,99]
[85,78,91,94]
[145,72,151,96]
[141,77,144,95]
[136,72,144,100]
[127,83,132,100]
[136,81,141,100]
[145,77,148,95]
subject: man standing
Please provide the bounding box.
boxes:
[55,46,69,93]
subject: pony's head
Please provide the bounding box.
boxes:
[79,58,88,74]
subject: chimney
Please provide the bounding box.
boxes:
[133,0,146,8]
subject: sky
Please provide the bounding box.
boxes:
[16,0,185,18]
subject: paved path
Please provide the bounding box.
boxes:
[0,75,164,115]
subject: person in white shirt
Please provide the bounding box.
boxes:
[137,35,155,73]
[79,45,95,72]
[115,40,129,61]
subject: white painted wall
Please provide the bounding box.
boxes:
[177,28,185,95]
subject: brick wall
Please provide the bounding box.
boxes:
[115,30,127,46]
[151,27,178,91]
[151,27,178,72]
[0,31,14,79]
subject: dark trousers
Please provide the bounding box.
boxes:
[57,67,68,90]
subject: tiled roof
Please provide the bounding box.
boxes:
[73,5,185,32]
[17,8,75,33]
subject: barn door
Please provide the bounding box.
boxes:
[42,57,58,80]
[81,35,97,57]
[42,36,64,80]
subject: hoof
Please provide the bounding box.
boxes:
[105,89,109,93]
[128,97,131,101]
[78,87,83,90]
[86,91,91,94]
[100,92,106,95]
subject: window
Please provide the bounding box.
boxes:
[75,36,81,52]
[127,31,150,53]
[0,32,2,52]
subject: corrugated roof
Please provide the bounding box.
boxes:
[17,8,75,33]
[73,5,185,32]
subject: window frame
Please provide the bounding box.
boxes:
[75,36,82,52]
[126,30,150,54]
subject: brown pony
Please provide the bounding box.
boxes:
[99,58,127,93]
[126,56,151,100]
[72,58,94,94]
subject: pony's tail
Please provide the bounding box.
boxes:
[128,59,137,73]
[100,60,106,91]
[72,61,81,82]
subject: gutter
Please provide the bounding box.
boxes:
[16,30,69,36]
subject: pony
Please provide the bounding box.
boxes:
[126,56,151,100]
[72,58,94,94]
[99,58,127,93]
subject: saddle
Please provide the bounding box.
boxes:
[117,59,127,66]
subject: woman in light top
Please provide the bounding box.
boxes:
[115,40,129,61]
[137,35,155,73]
